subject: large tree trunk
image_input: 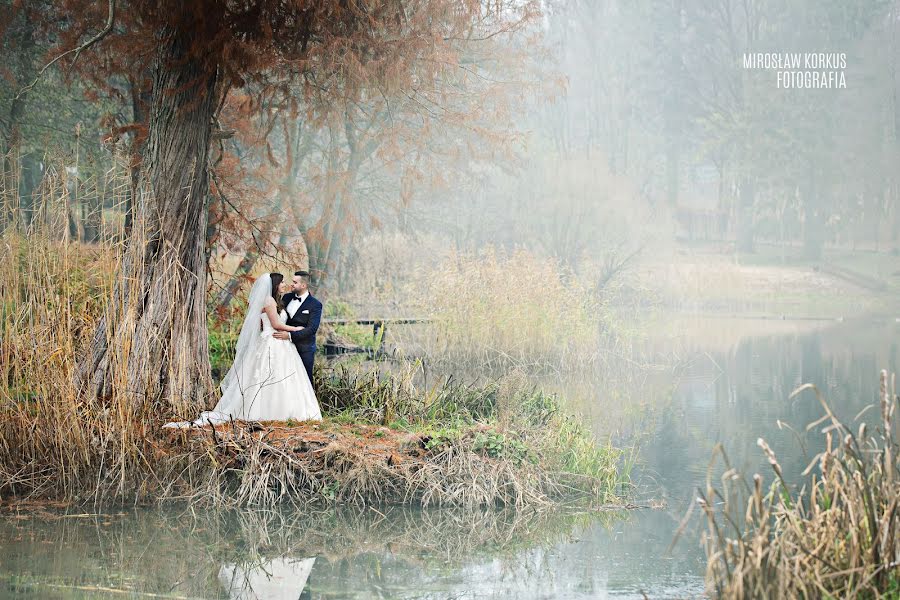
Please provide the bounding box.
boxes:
[1,16,36,231]
[0,99,27,230]
[18,151,41,228]
[77,29,218,414]
[125,76,151,235]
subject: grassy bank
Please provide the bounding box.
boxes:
[160,366,627,508]
[698,371,900,598]
[0,228,628,508]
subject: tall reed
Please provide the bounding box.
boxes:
[698,370,900,598]
[0,148,165,504]
[398,248,634,372]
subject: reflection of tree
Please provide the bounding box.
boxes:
[639,325,895,512]
[0,505,612,598]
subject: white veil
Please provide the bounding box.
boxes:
[220,273,273,396]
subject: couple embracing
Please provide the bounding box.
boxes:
[165,271,322,429]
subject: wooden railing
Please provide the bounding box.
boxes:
[321,317,432,356]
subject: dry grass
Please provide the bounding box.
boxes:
[0,149,230,506]
[152,365,628,509]
[393,247,634,372]
[697,370,900,598]
[0,149,162,506]
[156,420,574,509]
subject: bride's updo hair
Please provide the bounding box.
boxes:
[269,272,285,311]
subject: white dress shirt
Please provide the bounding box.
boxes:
[286,291,308,319]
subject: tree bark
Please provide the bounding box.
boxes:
[77,28,218,414]
[18,151,41,228]
[0,92,29,230]
[125,76,151,234]
[1,14,37,231]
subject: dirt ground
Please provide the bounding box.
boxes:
[165,420,430,468]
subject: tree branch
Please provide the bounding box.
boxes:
[14,0,116,101]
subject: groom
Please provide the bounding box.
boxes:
[273,270,322,387]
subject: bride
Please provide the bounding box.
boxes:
[165,273,322,428]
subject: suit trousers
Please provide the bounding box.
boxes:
[297,346,316,390]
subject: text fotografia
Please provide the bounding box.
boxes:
[742,53,847,89]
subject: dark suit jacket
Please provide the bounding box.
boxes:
[282,293,323,351]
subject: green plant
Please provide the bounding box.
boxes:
[322,480,339,501]
[422,428,462,451]
[323,298,384,351]
[207,317,241,380]
[324,298,355,318]
[473,430,533,465]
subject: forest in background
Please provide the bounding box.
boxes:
[4,0,900,301]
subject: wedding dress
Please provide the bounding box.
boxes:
[218,557,315,600]
[164,275,322,428]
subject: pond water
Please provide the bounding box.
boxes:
[1,317,897,599]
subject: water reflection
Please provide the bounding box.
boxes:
[0,505,617,599]
[638,318,899,514]
[533,317,899,596]
[219,557,315,600]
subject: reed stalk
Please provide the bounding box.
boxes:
[698,370,900,598]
